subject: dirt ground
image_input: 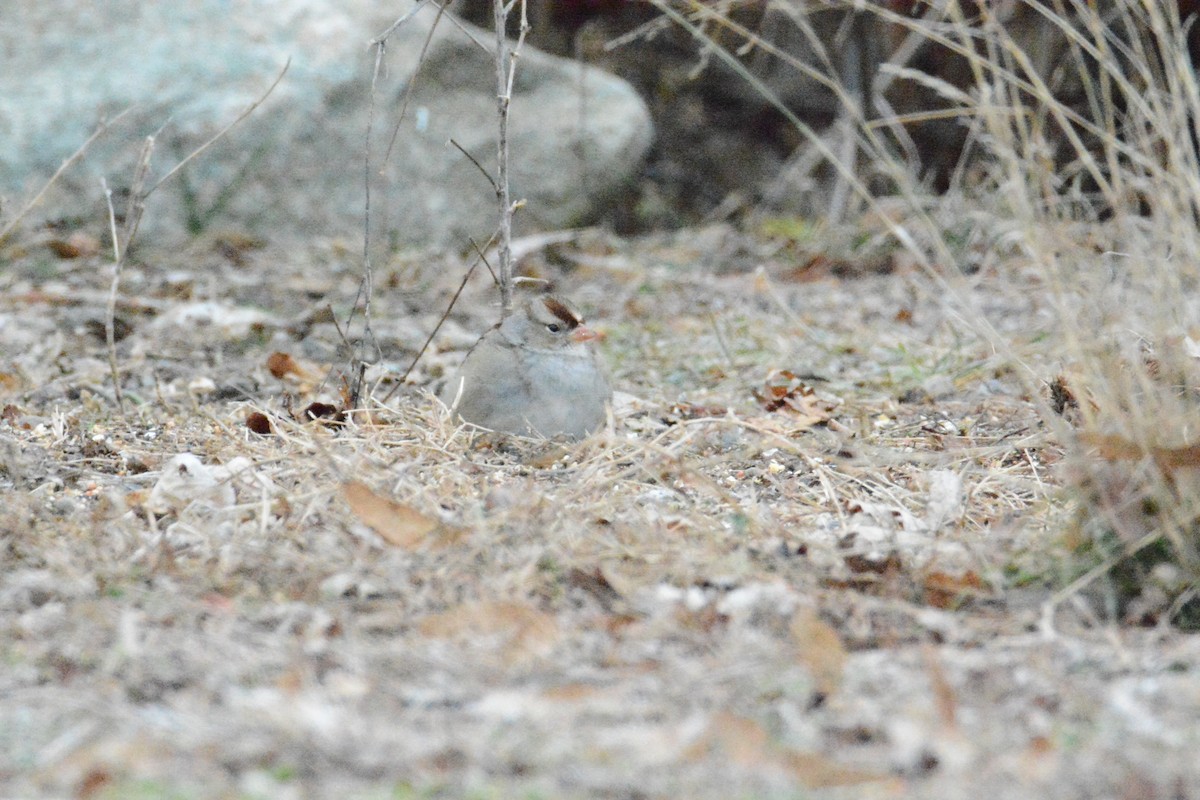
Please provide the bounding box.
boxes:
[1,223,1197,800]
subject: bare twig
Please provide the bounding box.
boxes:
[370,0,432,45]
[380,0,445,167]
[373,0,489,52]
[448,138,498,193]
[146,58,290,198]
[342,43,390,413]
[492,0,530,316]
[384,231,500,404]
[96,61,285,416]
[101,182,122,411]
[0,107,134,247]
[470,231,504,287]
[102,135,155,416]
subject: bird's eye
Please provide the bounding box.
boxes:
[547,323,562,333]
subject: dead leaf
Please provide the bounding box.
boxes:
[754,369,837,426]
[267,351,299,379]
[1080,432,1200,474]
[75,765,113,799]
[566,566,624,612]
[922,570,986,609]
[342,481,440,548]
[47,231,100,259]
[665,402,729,421]
[542,683,600,702]
[922,645,959,729]
[1049,374,1078,416]
[685,713,887,788]
[212,231,264,266]
[790,607,847,697]
[419,600,559,664]
[267,351,323,384]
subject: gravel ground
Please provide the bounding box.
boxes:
[1,224,1196,800]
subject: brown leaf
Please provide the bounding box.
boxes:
[685,713,888,788]
[566,566,624,612]
[419,600,559,664]
[542,683,600,702]
[267,351,306,380]
[1156,443,1200,471]
[754,369,837,426]
[212,231,265,266]
[1049,374,1078,415]
[342,481,440,548]
[665,402,729,421]
[921,570,986,609]
[790,607,847,697]
[922,645,959,730]
[75,765,113,799]
[1080,432,1200,474]
[47,231,100,259]
[1081,432,1144,461]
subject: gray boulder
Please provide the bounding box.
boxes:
[0,0,653,247]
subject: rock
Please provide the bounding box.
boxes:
[0,0,653,247]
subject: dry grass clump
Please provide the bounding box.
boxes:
[662,0,1200,626]
[942,0,1200,625]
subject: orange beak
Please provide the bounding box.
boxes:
[571,325,599,343]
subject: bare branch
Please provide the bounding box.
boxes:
[0,107,135,247]
[370,0,431,45]
[101,134,155,416]
[146,57,291,198]
[344,43,387,412]
[492,0,529,315]
[448,138,498,193]
[381,0,446,167]
[384,229,500,402]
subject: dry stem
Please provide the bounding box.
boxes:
[492,0,530,316]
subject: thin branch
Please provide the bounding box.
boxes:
[101,134,155,416]
[448,138,498,192]
[95,61,283,416]
[344,44,387,412]
[0,107,135,247]
[397,247,484,386]
[437,2,492,52]
[383,230,500,402]
[494,0,514,314]
[382,0,445,166]
[374,0,489,52]
[146,58,291,198]
[102,200,126,414]
[370,0,432,45]
[471,233,502,287]
[492,0,529,316]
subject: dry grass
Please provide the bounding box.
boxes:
[2,221,1185,799]
[5,0,1200,797]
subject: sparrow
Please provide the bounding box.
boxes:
[440,293,611,439]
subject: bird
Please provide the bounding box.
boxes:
[440,292,611,439]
